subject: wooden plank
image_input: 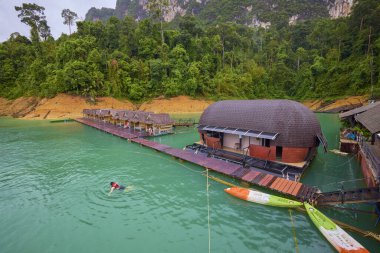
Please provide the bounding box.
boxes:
[262,175,275,187]
[272,178,285,191]
[303,187,313,200]
[284,181,297,195]
[249,171,262,181]
[252,173,266,185]
[242,171,261,182]
[281,181,293,194]
[306,188,318,200]
[291,182,303,196]
[278,180,291,193]
[274,178,287,191]
[296,185,307,199]
[258,174,271,186]
[249,171,261,183]
[265,176,277,187]
[304,187,315,200]
[269,178,282,190]
[232,167,250,178]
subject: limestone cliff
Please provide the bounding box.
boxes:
[85,0,353,27]
[327,0,353,19]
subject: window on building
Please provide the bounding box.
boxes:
[261,139,270,147]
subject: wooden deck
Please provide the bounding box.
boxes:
[173,119,196,127]
[315,187,380,205]
[76,118,147,138]
[75,118,320,201]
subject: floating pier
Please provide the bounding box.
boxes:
[75,118,380,205]
[75,118,319,201]
[173,118,196,127]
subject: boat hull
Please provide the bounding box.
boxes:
[224,187,302,208]
[304,202,369,253]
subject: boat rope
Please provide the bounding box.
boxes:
[124,151,380,244]
[314,177,367,189]
[364,232,380,241]
[320,205,376,215]
[202,174,239,188]
[206,169,211,253]
[288,209,299,253]
[331,154,357,168]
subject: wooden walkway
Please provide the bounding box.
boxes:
[76,118,147,138]
[173,119,196,127]
[75,118,319,201]
[315,187,380,205]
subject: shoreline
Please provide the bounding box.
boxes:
[0,94,370,120]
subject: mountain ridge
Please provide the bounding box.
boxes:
[85,0,353,27]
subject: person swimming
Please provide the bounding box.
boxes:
[109,182,126,195]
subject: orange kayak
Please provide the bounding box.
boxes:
[224,187,302,208]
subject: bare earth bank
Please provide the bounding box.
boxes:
[0,94,370,120]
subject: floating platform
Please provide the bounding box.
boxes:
[75,118,380,205]
[50,118,74,123]
[75,118,320,201]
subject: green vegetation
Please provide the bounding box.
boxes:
[0,0,379,102]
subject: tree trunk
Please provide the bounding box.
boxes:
[160,18,164,45]
[338,39,341,62]
[222,42,225,69]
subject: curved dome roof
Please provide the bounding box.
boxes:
[199,100,324,148]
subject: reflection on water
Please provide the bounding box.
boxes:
[0,116,378,253]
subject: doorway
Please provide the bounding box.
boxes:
[276,146,283,160]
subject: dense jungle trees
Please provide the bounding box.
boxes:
[0,1,379,101]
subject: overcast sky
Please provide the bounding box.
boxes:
[0,0,116,42]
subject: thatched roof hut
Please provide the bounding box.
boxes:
[199,100,326,149]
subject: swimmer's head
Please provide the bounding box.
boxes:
[110,182,115,186]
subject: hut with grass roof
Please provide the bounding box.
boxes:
[198,100,327,166]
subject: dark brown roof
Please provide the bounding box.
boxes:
[145,113,175,125]
[83,109,98,115]
[355,104,380,133]
[129,111,152,123]
[119,111,135,121]
[110,109,126,118]
[99,109,111,116]
[83,109,91,114]
[199,100,324,148]
[339,101,380,118]
[95,109,103,116]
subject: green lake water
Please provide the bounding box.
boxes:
[0,114,379,253]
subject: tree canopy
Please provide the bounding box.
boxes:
[1,1,379,101]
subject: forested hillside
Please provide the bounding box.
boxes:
[86,0,351,26]
[0,0,379,101]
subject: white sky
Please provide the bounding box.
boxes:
[0,0,116,42]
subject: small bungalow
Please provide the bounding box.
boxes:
[83,109,95,119]
[81,108,175,136]
[84,109,98,119]
[339,101,380,125]
[94,109,108,122]
[129,111,152,131]
[143,113,175,135]
[109,110,126,125]
[197,100,327,167]
[119,111,135,128]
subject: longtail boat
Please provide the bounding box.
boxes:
[304,202,369,253]
[224,187,303,208]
